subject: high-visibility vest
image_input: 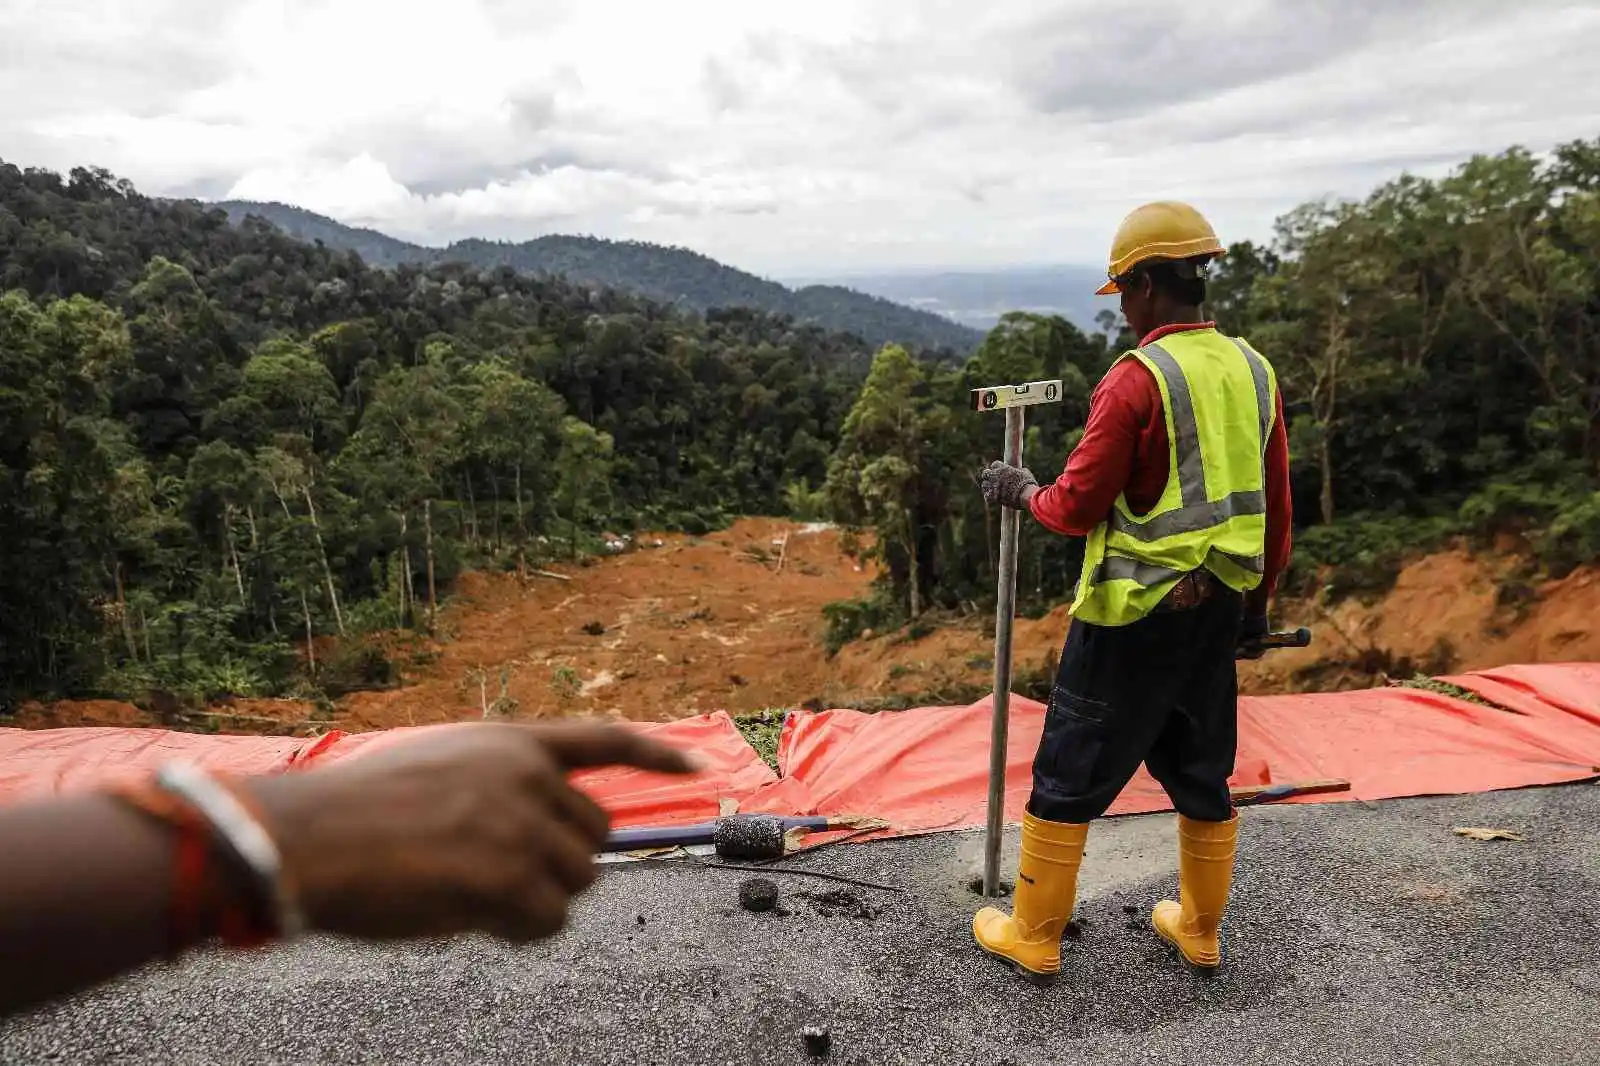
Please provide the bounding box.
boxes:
[1069,328,1278,627]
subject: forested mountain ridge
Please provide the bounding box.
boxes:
[216,200,984,354]
[2,136,1597,716]
[0,158,891,705]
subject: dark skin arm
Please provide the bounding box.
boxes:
[0,721,700,1018]
[0,792,188,1016]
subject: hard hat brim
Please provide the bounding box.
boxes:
[1095,245,1226,296]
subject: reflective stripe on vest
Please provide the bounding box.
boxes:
[1092,548,1263,588]
[1092,555,1184,586]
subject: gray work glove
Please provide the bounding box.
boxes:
[980,460,1038,510]
[1236,612,1270,660]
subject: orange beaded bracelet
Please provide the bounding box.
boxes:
[109,766,296,952]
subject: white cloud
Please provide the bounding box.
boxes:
[224,153,414,222]
[3,0,1597,274]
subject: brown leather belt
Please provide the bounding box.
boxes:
[1156,568,1217,612]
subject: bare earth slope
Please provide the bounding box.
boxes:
[10,521,1599,732]
[338,518,870,728]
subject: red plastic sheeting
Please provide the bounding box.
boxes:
[0,713,773,831]
[1238,687,1596,798]
[305,712,777,830]
[1441,664,1600,763]
[0,727,334,806]
[773,678,1600,840]
[774,697,1285,837]
[3,665,1595,835]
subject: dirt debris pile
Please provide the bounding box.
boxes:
[334,517,871,729]
[10,519,1600,733]
[830,549,1600,700]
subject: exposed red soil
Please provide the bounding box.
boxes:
[1240,550,1600,693]
[333,517,871,728]
[11,524,1597,734]
[7,695,324,734]
[7,699,159,729]
[834,549,1600,698]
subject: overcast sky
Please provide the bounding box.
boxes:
[2,0,1597,276]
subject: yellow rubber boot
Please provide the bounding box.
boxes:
[973,812,1089,976]
[1152,812,1238,969]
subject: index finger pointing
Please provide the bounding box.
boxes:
[528,722,706,775]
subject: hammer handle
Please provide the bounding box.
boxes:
[604,823,718,851]
[602,815,834,854]
[1258,626,1312,649]
[1236,626,1312,659]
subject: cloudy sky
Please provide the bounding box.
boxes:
[2,0,1597,276]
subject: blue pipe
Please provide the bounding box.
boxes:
[603,815,833,853]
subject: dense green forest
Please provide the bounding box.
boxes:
[0,160,883,707]
[2,136,1596,711]
[825,137,1600,647]
[217,201,984,353]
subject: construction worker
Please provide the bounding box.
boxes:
[972,201,1292,977]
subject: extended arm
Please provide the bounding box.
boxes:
[1026,362,1146,535]
[978,362,1145,525]
[0,792,209,1017]
[0,722,698,1019]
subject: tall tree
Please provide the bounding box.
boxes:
[826,344,935,617]
[553,419,616,559]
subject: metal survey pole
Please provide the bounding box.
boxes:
[971,379,1064,898]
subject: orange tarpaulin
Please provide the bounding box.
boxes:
[303,712,778,830]
[1441,664,1600,763]
[1237,686,1597,798]
[2,666,1595,834]
[773,677,1600,839]
[0,727,338,805]
[771,696,1275,837]
[0,714,775,831]
[776,699,1041,832]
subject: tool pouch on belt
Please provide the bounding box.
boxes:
[1156,569,1216,612]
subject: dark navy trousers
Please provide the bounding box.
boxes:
[1027,588,1243,824]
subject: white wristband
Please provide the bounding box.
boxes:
[155,762,307,940]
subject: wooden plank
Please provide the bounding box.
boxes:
[1230,778,1351,804]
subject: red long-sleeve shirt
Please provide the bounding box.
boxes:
[1028,321,1292,611]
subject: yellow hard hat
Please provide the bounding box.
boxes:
[1095,201,1225,295]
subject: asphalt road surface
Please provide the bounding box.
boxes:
[4,784,1598,1065]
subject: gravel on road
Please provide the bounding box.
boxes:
[4,784,1598,1065]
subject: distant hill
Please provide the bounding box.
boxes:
[785,265,1113,335]
[215,201,984,353]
